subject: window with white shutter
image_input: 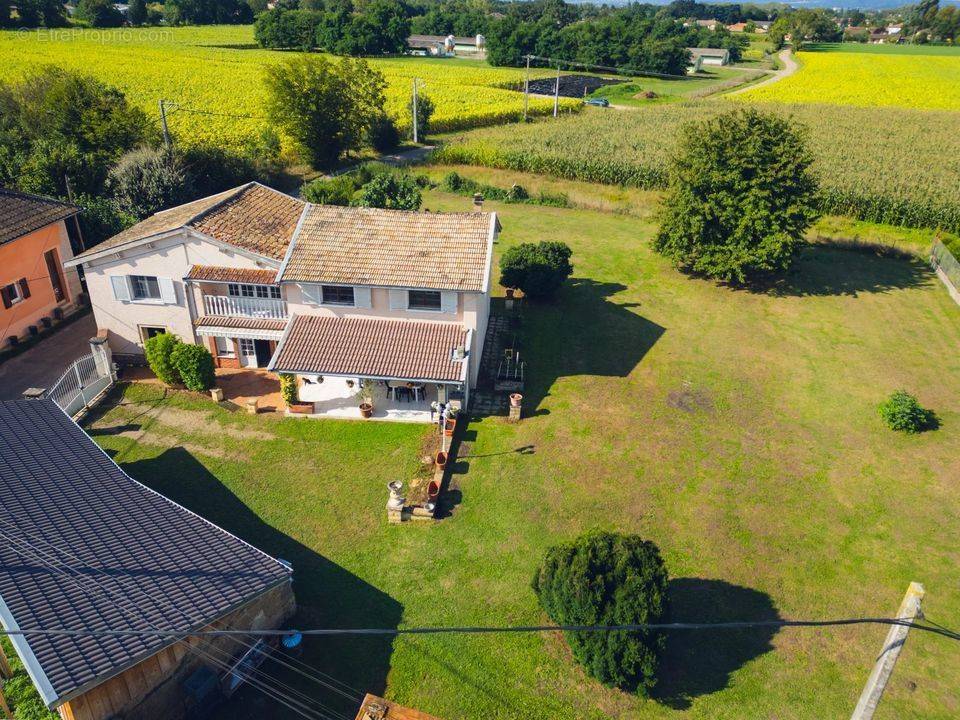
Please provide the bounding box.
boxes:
[388,289,407,310]
[299,284,323,305]
[353,287,372,308]
[440,291,457,314]
[158,277,177,304]
[110,276,131,302]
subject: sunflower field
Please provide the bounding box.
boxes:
[735,46,960,110]
[0,26,576,152]
[436,102,960,233]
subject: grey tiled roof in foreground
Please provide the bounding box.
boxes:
[0,400,291,708]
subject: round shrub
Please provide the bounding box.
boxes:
[170,343,216,392]
[144,332,181,385]
[532,531,669,694]
[499,241,574,299]
[878,390,931,433]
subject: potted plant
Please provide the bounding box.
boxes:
[435,450,448,468]
[280,373,313,414]
[353,380,384,418]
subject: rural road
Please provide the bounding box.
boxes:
[725,48,798,97]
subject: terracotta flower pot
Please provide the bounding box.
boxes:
[510,393,523,408]
[359,402,374,418]
[443,418,456,437]
[436,451,448,468]
[427,480,440,501]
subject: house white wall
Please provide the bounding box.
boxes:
[80,232,278,356]
[284,283,468,325]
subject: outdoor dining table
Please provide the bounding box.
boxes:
[387,382,425,402]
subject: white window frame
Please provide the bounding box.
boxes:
[407,289,443,312]
[214,336,235,357]
[320,285,355,307]
[3,282,24,305]
[130,275,162,301]
[228,283,280,300]
[238,338,256,356]
[139,326,167,344]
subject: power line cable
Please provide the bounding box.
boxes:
[0,531,338,720]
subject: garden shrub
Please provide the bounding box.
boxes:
[367,113,400,153]
[144,332,181,385]
[878,390,932,433]
[170,343,216,392]
[353,172,422,210]
[302,175,360,206]
[499,241,573,299]
[280,373,299,405]
[532,531,669,694]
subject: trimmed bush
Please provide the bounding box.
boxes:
[144,332,181,385]
[170,343,216,392]
[367,113,400,153]
[532,531,669,694]
[878,390,932,433]
[499,241,573,299]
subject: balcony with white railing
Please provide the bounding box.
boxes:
[202,294,288,319]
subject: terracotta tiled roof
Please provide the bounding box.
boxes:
[280,205,496,292]
[0,188,77,246]
[271,314,468,382]
[194,316,288,332]
[191,184,305,261]
[186,265,279,284]
[73,183,306,262]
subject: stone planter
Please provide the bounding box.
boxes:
[210,388,224,402]
[359,402,374,419]
[509,393,523,408]
[288,401,313,415]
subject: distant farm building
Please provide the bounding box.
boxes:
[406,34,485,58]
[687,47,731,73]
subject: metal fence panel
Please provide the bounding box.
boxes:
[45,353,113,416]
[931,240,960,292]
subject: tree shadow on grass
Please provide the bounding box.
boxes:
[520,278,666,413]
[654,578,780,710]
[121,447,402,720]
[748,245,932,298]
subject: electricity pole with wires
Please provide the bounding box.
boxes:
[158,99,171,151]
[851,582,925,720]
[522,54,531,121]
[411,79,419,144]
[553,62,561,117]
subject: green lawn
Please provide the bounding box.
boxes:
[588,66,765,106]
[86,188,960,720]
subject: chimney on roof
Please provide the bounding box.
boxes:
[472,193,484,211]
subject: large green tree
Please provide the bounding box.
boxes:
[532,531,669,694]
[264,55,386,170]
[653,108,820,284]
[0,67,153,196]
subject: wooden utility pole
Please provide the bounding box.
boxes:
[158,99,171,150]
[553,63,561,117]
[522,55,531,121]
[0,685,11,720]
[412,79,419,144]
[850,582,925,720]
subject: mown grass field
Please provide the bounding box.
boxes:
[736,44,960,110]
[0,26,576,152]
[586,66,765,106]
[436,102,960,233]
[85,184,960,720]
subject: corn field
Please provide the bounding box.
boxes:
[436,102,960,233]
